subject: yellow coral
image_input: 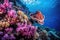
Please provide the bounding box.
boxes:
[5,22,10,27]
[0,21,2,27]
[23,15,28,20]
[2,21,6,27]
[17,10,28,22]
[17,10,24,16]
[1,21,10,28]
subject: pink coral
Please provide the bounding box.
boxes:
[3,0,13,9]
[8,10,17,18]
[0,4,6,14]
[0,0,13,14]
[3,0,9,7]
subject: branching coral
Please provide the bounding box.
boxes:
[16,22,36,38]
[2,34,15,40]
[0,0,37,40]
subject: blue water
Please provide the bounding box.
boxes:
[16,0,60,31]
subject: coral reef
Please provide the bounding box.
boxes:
[0,0,60,40]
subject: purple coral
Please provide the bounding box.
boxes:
[2,34,9,40]
[0,31,3,38]
[0,0,38,40]
[5,27,13,33]
[2,34,15,40]
[9,34,16,40]
[16,23,36,38]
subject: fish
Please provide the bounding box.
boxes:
[30,11,45,25]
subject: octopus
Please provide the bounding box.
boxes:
[30,11,45,25]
